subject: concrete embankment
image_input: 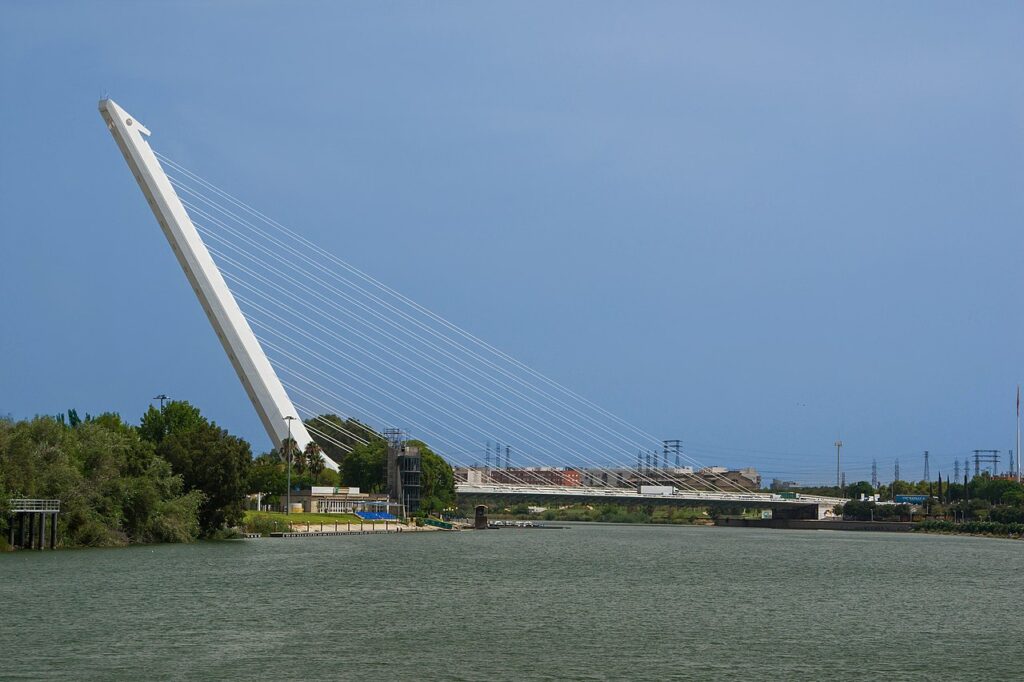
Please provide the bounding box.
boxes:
[715,518,914,532]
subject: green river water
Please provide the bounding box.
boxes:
[1,523,1020,680]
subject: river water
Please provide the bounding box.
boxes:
[1,523,1020,680]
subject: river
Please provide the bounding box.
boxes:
[1,523,1020,680]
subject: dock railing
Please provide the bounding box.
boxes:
[8,499,61,512]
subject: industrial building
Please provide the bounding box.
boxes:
[455,466,582,487]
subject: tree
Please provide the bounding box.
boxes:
[139,401,204,445]
[156,420,252,533]
[304,414,378,467]
[287,437,305,475]
[248,454,287,500]
[305,441,325,480]
[846,481,874,500]
[139,402,253,534]
[408,440,455,513]
[340,438,386,492]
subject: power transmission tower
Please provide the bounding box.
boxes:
[485,440,490,470]
[840,472,846,490]
[953,459,960,481]
[894,459,900,483]
[505,445,511,470]
[923,451,930,481]
[871,459,878,489]
[663,440,681,468]
[973,450,999,476]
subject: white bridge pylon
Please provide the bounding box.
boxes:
[99,99,336,470]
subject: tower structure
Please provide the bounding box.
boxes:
[385,428,420,514]
[99,100,336,469]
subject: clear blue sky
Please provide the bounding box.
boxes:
[2,2,1021,484]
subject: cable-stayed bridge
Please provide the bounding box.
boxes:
[100,99,844,518]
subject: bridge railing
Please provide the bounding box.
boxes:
[455,483,847,505]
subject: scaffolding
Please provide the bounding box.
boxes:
[385,429,421,515]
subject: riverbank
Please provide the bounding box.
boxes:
[714,516,1024,540]
[914,519,1024,540]
[241,511,442,536]
[715,518,913,532]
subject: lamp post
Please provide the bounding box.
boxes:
[834,440,843,491]
[284,416,296,515]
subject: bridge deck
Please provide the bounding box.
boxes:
[456,484,845,507]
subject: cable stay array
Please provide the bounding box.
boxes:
[154,150,755,494]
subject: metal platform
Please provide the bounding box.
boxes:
[7,499,60,550]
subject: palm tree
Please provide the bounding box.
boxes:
[284,438,305,475]
[305,441,325,480]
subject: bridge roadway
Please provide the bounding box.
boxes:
[456,483,848,519]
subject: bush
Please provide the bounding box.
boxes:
[243,514,287,536]
[917,519,1024,536]
[989,505,1024,524]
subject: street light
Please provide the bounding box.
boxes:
[284,416,296,515]
[834,440,843,490]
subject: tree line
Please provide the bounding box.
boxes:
[1,404,457,549]
[792,475,1024,524]
[0,402,250,548]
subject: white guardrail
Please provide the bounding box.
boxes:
[8,499,61,512]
